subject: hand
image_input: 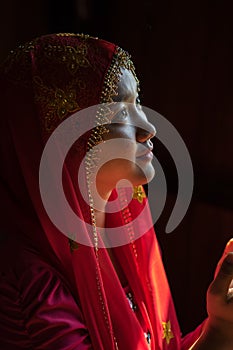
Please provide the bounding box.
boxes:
[190,239,233,349]
[207,239,233,328]
[214,238,233,279]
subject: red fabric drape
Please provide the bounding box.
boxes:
[0,33,204,349]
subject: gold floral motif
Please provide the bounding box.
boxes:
[162,320,174,345]
[132,185,146,204]
[68,232,79,252]
[44,43,91,75]
[69,238,79,252]
[33,76,81,131]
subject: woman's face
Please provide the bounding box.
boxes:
[95,68,156,197]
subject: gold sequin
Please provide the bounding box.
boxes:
[132,185,146,204]
[69,238,79,252]
[162,320,174,345]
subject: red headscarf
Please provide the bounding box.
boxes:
[0,33,201,349]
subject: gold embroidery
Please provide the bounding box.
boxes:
[44,42,91,75]
[2,34,93,132]
[132,185,146,204]
[68,232,79,252]
[33,76,81,132]
[162,320,174,345]
[119,188,138,259]
[69,238,79,252]
[3,35,137,135]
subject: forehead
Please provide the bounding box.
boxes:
[115,68,138,100]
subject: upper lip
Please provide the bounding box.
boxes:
[136,143,153,157]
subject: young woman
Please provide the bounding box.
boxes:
[0,33,233,349]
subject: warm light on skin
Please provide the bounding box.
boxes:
[94,68,156,206]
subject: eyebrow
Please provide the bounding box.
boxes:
[113,90,139,102]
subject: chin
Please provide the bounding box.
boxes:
[133,163,155,185]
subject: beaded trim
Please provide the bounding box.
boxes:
[100,46,138,104]
[118,188,138,259]
[56,33,98,40]
[85,46,139,252]
[84,47,139,350]
[95,265,119,349]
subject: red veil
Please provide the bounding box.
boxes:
[0,34,202,349]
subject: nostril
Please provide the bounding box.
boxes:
[137,131,152,143]
[136,123,156,143]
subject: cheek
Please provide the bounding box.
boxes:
[98,151,137,175]
[95,143,137,183]
[96,126,137,181]
[103,124,135,141]
[98,134,136,164]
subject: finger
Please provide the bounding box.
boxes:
[225,238,233,254]
[210,252,233,296]
[214,238,233,278]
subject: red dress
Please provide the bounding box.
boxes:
[0,229,203,349]
[0,33,203,349]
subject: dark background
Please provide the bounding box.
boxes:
[1,0,233,335]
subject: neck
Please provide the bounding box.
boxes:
[90,184,112,228]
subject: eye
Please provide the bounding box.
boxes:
[121,107,128,118]
[136,96,142,109]
[112,106,128,122]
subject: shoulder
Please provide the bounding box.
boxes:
[0,235,72,313]
[0,236,60,284]
[0,237,91,349]
[0,235,75,304]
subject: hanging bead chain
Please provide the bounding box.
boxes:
[118,188,138,259]
[85,46,139,350]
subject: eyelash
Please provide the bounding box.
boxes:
[136,97,142,109]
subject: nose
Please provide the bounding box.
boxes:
[136,117,156,143]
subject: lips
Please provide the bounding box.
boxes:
[136,144,153,158]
